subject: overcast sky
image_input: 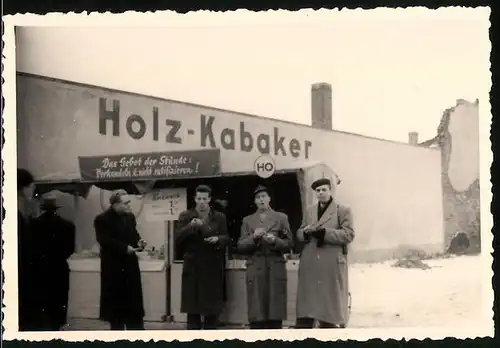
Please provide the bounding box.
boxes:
[15,9,491,143]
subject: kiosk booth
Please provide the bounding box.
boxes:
[35,149,340,327]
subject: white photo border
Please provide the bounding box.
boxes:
[2,8,494,342]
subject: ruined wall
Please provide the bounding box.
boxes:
[422,99,481,253]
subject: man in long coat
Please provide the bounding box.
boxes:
[94,191,147,330]
[295,177,355,328]
[17,168,40,331]
[237,185,294,329]
[175,184,229,330]
[32,196,76,330]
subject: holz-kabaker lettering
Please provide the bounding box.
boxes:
[99,98,312,159]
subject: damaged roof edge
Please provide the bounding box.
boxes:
[418,97,480,148]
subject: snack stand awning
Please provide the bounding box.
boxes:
[32,149,339,209]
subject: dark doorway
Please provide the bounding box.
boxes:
[155,173,303,261]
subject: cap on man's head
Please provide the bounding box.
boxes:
[254,185,270,197]
[40,195,61,211]
[311,178,331,190]
[109,189,128,205]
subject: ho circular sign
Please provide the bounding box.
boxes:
[254,155,276,179]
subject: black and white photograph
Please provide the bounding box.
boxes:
[2,7,493,342]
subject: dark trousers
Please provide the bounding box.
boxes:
[249,320,283,329]
[186,314,218,330]
[295,317,340,329]
[110,317,145,330]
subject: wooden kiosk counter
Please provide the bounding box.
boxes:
[67,257,300,326]
[67,258,168,322]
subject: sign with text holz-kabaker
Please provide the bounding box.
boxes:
[78,149,221,182]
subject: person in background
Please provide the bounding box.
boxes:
[32,196,76,331]
[237,185,294,330]
[17,168,40,331]
[94,190,148,330]
[295,177,354,329]
[175,185,230,330]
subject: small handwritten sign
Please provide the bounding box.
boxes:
[143,188,187,221]
[78,149,220,182]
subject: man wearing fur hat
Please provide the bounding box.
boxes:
[295,176,354,329]
[31,195,76,331]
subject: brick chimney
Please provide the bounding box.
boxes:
[311,83,332,130]
[408,131,419,145]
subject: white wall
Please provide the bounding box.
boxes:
[447,100,480,192]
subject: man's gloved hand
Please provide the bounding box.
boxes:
[310,228,325,238]
[310,228,326,247]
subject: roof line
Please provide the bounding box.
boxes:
[17,71,439,150]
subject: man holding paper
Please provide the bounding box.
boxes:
[295,177,355,329]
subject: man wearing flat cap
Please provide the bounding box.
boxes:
[94,190,148,330]
[295,176,354,329]
[237,185,294,329]
[31,195,76,331]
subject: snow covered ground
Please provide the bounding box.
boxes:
[65,254,487,331]
[348,254,485,328]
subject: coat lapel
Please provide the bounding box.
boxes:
[265,210,281,232]
[248,209,279,231]
[309,206,318,224]
[317,200,337,226]
[247,212,260,228]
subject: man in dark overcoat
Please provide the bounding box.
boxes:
[237,185,294,329]
[94,191,148,330]
[17,168,40,331]
[32,196,76,331]
[175,185,230,330]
